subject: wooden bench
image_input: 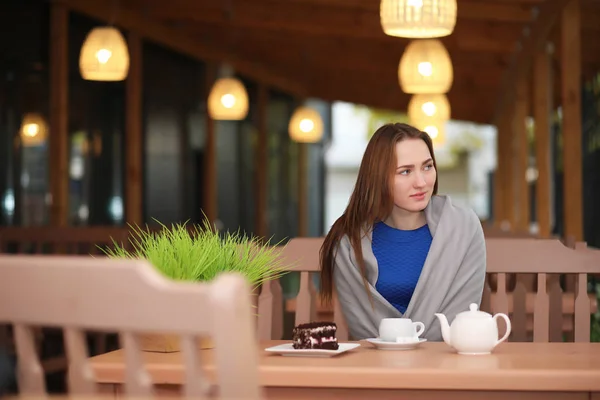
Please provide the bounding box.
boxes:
[260,237,600,342]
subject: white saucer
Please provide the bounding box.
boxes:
[264,342,361,358]
[365,337,427,350]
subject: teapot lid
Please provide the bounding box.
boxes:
[457,303,491,319]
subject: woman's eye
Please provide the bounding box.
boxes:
[399,170,410,175]
[424,164,433,170]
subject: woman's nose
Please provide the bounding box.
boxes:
[414,173,426,187]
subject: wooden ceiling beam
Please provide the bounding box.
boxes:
[492,0,572,125]
[131,0,536,23]
[240,53,506,91]
[185,20,521,55]
[220,29,512,73]
[59,0,308,97]
[581,10,600,30]
[214,0,542,16]
[303,71,496,124]
[458,1,533,23]
[144,1,525,53]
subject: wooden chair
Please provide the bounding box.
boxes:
[482,237,600,342]
[0,225,198,369]
[257,238,349,341]
[262,236,599,342]
[0,255,262,399]
[481,225,540,239]
[0,226,134,373]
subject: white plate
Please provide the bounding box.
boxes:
[365,338,427,350]
[264,342,361,357]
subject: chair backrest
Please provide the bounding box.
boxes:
[258,238,349,341]
[258,236,599,343]
[0,255,262,399]
[481,224,540,238]
[482,237,599,342]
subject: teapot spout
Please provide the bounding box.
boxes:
[434,313,452,346]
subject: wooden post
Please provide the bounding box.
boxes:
[533,44,553,238]
[49,2,69,227]
[560,0,583,241]
[503,107,517,231]
[125,32,143,225]
[494,120,508,228]
[514,79,530,233]
[297,143,308,237]
[254,84,268,239]
[203,65,217,224]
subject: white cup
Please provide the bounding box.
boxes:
[378,318,425,342]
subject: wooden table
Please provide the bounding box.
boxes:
[89,340,600,400]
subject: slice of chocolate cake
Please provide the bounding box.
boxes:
[292,321,339,350]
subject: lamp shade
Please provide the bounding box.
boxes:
[289,106,324,143]
[79,27,130,81]
[380,0,457,38]
[411,117,446,146]
[399,39,453,94]
[408,93,450,122]
[208,77,249,120]
[20,113,48,147]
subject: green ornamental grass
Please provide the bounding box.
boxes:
[100,218,291,287]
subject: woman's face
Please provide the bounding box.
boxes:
[392,138,437,212]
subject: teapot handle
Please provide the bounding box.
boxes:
[492,313,511,347]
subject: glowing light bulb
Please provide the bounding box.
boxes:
[23,123,39,137]
[417,61,433,77]
[95,49,112,64]
[299,118,314,133]
[421,101,437,117]
[220,94,236,108]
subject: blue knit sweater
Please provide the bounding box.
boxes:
[372,221,433,314]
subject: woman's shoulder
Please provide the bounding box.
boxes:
[335,225,374,247]
[431,195,483,240]
[333,228,373,261]
[434,195,481,225]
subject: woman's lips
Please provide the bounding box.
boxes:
[410,192,426,200]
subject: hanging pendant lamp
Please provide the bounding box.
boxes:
[380,0,457,38]
[399,39,453,94]
[208,77,249,121]
[408,93,450,122]
[408,94,449,146]
[20,113,48,147]
[79,26,130,81]
[289,106,324,143]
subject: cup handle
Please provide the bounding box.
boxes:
[413,321,425,337]
[493,313,511,347]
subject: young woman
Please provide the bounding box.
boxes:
[319,123,486,341]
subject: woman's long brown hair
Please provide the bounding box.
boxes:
[319,123,438,305]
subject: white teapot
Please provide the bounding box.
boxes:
[434,303,511,355]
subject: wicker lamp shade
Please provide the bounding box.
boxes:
[408,93,450,122]
[380,0,457,38]
[79,27,130,81]
[20,113,48,147]
[289,106,324,143]
[399,39,453,94]
[208,77,249,120]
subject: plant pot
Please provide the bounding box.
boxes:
[139,286,260,353]
[139,334,214,353]
[139,286,261,353]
